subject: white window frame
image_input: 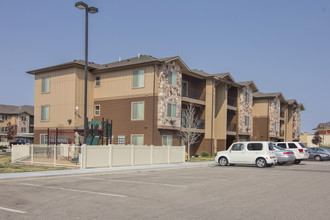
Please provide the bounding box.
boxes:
[162,135,173,146]
[21,127,26,133]
[275,101,279,110]
[21,116,27,121]
[95,76,101,86]
[2,115,8,121]
[41,105,49,121]
[94,105,100,116]
[168,71,177,86]
[245,91,250,102]
[132,69,145,88]
[131,134,144,145]
[131,101,144,120]
[245,116,250,126]
[40,134,49,145]
[41,77,50,93]
[167,103,177,117]
[118,135,125,145]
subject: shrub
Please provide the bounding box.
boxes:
[200,151,210,157]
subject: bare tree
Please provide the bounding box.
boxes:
[6,122,15,140]
[180,103,201,160]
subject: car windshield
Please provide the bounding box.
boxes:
[299,143,307,148]
[268,143,274,151]
[274,145,285,151]
[320,147,330,152]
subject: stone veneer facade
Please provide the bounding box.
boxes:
[269,98,281,137]
[292,107,301,140]
[17,113,31,134]
[157,61,182,128]
[238,86,253,135]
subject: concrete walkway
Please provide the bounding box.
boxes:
[0,162,214,180]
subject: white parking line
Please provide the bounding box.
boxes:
[0,206,27,214]
[19,183,127,198]
[78,176,188,188]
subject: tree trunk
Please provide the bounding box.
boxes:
[187,143,190,160]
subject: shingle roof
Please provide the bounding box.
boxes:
[0,105,34,116]
[237,81,259,92]
[253,92,282,98]
[99,55,158,70]
[190,69,211,77]
[313,122,330,130]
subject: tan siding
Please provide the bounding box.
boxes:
[94,65,156,100]
[252,99,268,117]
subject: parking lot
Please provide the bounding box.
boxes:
[1,161,330,220]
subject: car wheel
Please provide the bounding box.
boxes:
[256,158,266,168]
[314,155,322,161]
[277,162,284,165]
[294,159,301,164]
[218,157,228,166]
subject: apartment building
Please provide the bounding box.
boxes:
[0,105,34,142]
[27,55,304,155]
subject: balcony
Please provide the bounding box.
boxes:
[227,123,237,135]
[227,96,237,107]
[280,130,285,137]
[180,119,205,133]
[181,87,206,105]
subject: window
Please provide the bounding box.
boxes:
[288,143,297,149]
[245,91,250,102]
[132,70,144,88]
[118,136,125,145]
[21,116,27,121]
[181,109,187,127]
[247,143,263,151]
[167,103,177,117]
[132,102,144,120]
[232,143,244,151]
[168,71,177,86]
[131,134,143,145]
[182,81,188,97]
[244,116,250,126]
[41,105,49,121]
[275,121,279,133]
[1,127,8,132]
[1,115,8,121]
[277,143,287,149]
[41,77,50,93]
[94,105,100,116]
[162,135,172,146]
[268,143,274,150]
[95,76,100,86]
[275,101,279,110]
[21,127,26,133]
[40,134,48,144]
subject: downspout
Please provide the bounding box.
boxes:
[211,79,214,155]
[267,98,270,141]
[152,65,156,145]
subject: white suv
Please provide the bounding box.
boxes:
[215,142,277,168]
[276,142,309,164]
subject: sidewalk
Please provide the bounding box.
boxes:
[0,161,215,180]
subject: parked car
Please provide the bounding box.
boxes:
[215,141,277,168]
[276,142,309,164]
[9,139,32,147]
[273,145,295,165]
[308,147,330,161]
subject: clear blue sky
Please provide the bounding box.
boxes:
[1,0,329,133]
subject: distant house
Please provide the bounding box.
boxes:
[0,105,34,142]
[313,122,330,135]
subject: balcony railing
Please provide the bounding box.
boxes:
[227,96,237,107]
[227,123,237,132]
[181,119,205,130]
[182,88,205,101]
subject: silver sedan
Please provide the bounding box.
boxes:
[274,145,295,165]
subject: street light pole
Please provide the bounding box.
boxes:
[75,1,98,144]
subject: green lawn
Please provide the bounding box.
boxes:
[187,156,215,162]
[0,153,67,173]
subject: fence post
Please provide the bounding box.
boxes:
[31,145,34,165]
[131,145,134,166]
[109,145,112,167]
[151,145,153,165]
[53,145,56,166]
[83,144,87,169]
[168,145,170,164]
[182,145,185,163]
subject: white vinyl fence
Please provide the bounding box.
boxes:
[11,144,185,169]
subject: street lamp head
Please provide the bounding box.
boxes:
[75,1,88,10]
[88,7,99,14]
